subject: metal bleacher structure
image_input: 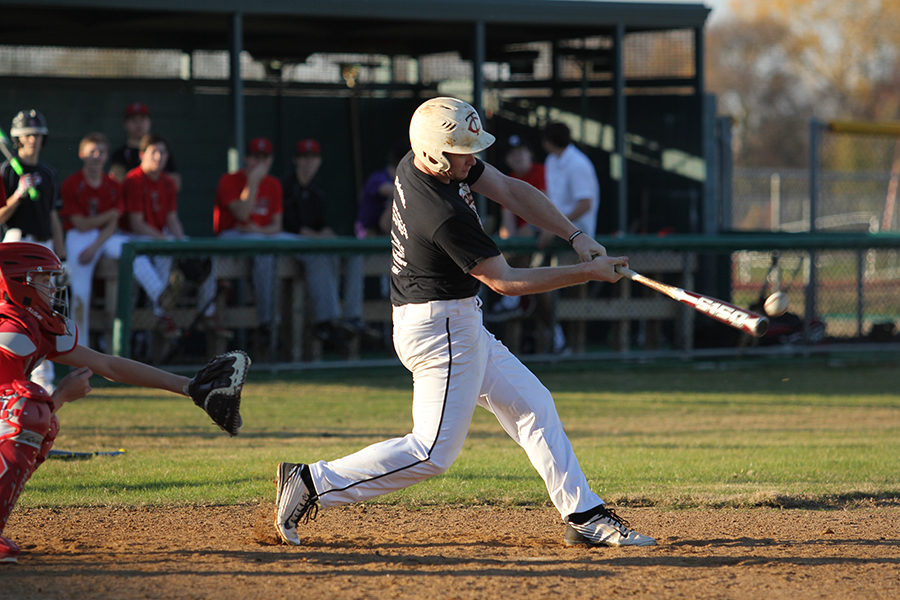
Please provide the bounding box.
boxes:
[3,1,897,367]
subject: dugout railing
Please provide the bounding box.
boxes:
[102,233,900,367]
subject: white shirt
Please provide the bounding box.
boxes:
[544,144,600,238]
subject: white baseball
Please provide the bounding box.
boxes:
[764,291,789,317]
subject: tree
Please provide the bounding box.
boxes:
[706,0,900,166]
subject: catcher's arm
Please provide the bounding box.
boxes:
[57,346,250,436]
[58,345,190,395]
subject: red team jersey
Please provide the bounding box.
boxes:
[0,304,77,384]
[59,171,124,231]
[513,163,546,192]
[214,171,283,235]
[510,163,546,228]
[122,167,177,232]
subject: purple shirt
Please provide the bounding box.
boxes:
[354,168,394,238]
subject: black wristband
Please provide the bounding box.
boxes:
[567,230,583,245]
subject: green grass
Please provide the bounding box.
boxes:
[23,360,900,510]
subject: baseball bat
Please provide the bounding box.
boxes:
[0,126,39,201]
[615,265,769,337]
[48,448,126,461]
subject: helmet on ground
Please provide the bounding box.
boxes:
[11,109,49,139]
[409,97,495,173]
[0,242,69,335]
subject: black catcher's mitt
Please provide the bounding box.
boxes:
[188,350,250,436]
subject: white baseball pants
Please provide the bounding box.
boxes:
[308,296,603,520]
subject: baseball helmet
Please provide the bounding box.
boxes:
[409,97,495,173]
[10,109,49,139]
[0,242,69,335]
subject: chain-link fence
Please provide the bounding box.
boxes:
[733,121,899,234]
[732,247,900,341]
[729,121,900,348]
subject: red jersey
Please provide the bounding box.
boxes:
[512,163,545,192]
[59,170,124,231]
[214,171,283,235]
[0,303,77,383]
[510,163,546,228]
[122,167,177,233]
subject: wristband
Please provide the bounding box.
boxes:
[567,230,583,245]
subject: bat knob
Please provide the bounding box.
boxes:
[614,264,635,278]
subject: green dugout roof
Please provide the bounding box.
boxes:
[0,1,710,61]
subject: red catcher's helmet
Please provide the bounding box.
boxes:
[0,242,69,335]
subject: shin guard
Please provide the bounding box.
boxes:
[0,380,54,534]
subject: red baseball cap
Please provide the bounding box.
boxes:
[125,102,150,118]
[295,138,321,156]
[247,137,274,156]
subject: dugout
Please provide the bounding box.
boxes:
[0,0,715,239]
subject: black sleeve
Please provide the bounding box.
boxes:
[432,214,501,273]
[465,159,486,185]
[1,162,16,196]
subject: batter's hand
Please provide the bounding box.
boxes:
[572,233,607,262]
[51,366,93,411]
[586,255,628,283]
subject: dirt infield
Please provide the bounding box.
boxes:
[4,504,899,599]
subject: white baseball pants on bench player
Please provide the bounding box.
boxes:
[308,295,603,520]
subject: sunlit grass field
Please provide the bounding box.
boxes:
[23,359,900,510]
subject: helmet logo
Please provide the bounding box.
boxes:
[465,112,482,134]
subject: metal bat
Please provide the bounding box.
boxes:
[48,448,126,460]
[0,126,39,201]
[615,265,769,337]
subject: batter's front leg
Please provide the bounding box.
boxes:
[477,333,603,520]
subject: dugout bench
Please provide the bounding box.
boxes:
[89,252,392,363]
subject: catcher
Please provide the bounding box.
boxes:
[0,242,249,563]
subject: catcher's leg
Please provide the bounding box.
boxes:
[0,381,54,562]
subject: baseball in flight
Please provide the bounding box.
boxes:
[764,291,789,317]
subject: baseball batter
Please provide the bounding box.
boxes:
[275,97,655,548]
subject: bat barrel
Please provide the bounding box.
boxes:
[749,316,769,337]
[614,264,770,338]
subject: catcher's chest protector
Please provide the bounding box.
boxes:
[0,380,54,532]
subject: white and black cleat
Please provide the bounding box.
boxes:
[274,462,319,545]
[565,505,656,547]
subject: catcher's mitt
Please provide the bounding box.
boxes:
[188,350,250,436]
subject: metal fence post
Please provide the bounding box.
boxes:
[806,118,824,342]
[113,242,136,357]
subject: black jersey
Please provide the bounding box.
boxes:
[282,174,327,234]
[0,159,61,241]
[389,152,501,306]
